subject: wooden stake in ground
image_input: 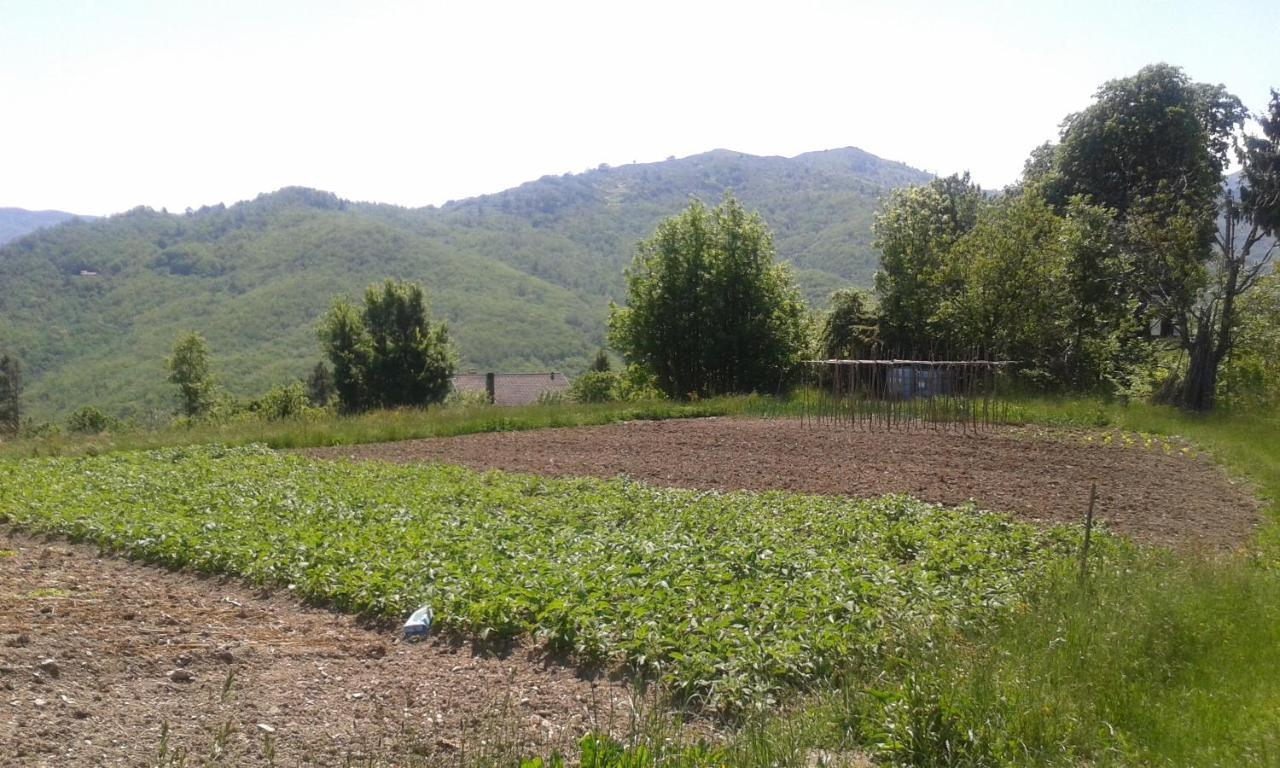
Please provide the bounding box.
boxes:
[1079,482,1098,582]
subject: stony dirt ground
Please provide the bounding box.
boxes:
[0,533,634,767]
[306,417,1260,549]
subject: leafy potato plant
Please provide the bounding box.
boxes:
[0,446,1075,713]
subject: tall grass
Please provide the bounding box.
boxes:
[0,397,758,459]
[830,552,1280,767]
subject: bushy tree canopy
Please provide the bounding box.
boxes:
[319,280,456,412]
[872,174,983,353]
[608,196,809,399]
[165,332,214,418]
[873,183,1129,388]
[941,193,1127,387]
[818,289,880,360]
[1051,63,1245,222]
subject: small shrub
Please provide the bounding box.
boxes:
[616,364,665,401]
[66,405,117,434]
[569,371,620,403]
[18,420,61,439]
[570,366,665,404]
[253,382,309,421]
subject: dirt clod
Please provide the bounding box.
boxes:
[166,668,193,682]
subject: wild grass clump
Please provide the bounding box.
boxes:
[0,398,754,459]
[830,550,1280,767]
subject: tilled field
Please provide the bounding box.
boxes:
[306,417,1260,548]
[0,533,631,768]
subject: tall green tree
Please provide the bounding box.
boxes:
[318,300,372,413]
[872,174,984,354]
[363,280,455,407]
[1177,89,1280,410]
[0,354,20,435]
[589,348,612,373]
[938,192,1125,386]
[1055,198,1135,389]
[319,279,456,412]
[165,332,214,418]
[818,289,881,360]
[1049,64,1247,330]
[608,195,809,399]
[1035,64,1280,410]
[305,361,336,407]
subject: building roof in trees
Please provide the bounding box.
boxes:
[451,372,571,406]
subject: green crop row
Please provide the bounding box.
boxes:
[0,446,1080,713]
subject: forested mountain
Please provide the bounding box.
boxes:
[0,207,92,245]
[1226,172,1277,264]
[431,147,932,300]
[0,148,931,420]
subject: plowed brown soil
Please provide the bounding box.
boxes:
[0,533,632,767]
[305,417,1260,549]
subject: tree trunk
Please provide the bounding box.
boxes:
[1180,319,1219,412]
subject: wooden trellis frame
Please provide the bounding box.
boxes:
[800,358,1014,433]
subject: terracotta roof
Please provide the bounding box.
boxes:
[451,372,571,406]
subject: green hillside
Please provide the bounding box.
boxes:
[0,148,931,421]
[433,147,932,300]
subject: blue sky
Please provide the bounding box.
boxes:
[2,0,1277,214]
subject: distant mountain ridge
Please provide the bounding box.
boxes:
[435,147,932,299]
[0,147,932,421]
[0,207,94,245]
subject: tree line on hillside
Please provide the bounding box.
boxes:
[0,144,927,423]
[866,65,1279,411]
[607,65,1278,412]
[154,280,458,424]
[1,63,1275,437]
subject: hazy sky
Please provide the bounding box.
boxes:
[2,0,1277,215]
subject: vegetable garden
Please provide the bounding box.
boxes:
[0,444,1078,714]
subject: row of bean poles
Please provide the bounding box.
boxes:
[800,359,1010,433]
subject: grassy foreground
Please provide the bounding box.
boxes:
[0,445,1074,715]
[0,398,756,459]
